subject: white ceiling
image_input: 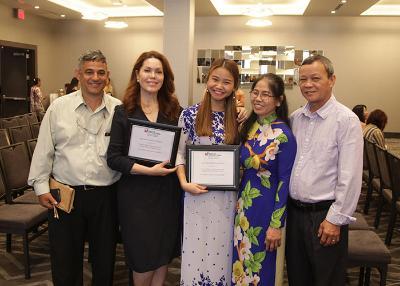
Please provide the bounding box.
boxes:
[2,0,399,20]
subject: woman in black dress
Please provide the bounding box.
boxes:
[107,51,181,286]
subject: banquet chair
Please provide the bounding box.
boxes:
[374,145,392,229]
[0,143,38,204]
[8,125,33,144]
[364,139,381,214]
[0,116,19,129]
[25,112,39,125]
[29,122,40,139]
[0,129,11,147]
[385,151,400,246]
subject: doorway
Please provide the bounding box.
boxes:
[0,41,37,117]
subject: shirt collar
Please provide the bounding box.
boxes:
[72,90,109,115]
[301,95,336,120]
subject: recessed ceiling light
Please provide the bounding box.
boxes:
[341,0,347,3]
[60,14,66,18]
[210,0,310,15]
[245,19,272,27]
[48,0,163,17]
[242,4,273,18]
[331,10,336,14]
[362,1,400,16]
[34,5,40,9]
[82,12,108,21]
[104,21,128,29]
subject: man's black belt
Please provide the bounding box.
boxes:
[71,185,109,191]
[289,197,334,212]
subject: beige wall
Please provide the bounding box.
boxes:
[0,3,59,106]
[194,16,400,132]
[0,3,399,131]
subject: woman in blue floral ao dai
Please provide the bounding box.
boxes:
[231,74,296,286]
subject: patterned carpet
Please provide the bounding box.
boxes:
[0,139,399,285]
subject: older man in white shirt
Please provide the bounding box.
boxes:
[28,50,121,286]
[286,55,363,286]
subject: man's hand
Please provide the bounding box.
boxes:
[265,227,281,251]
[181,182,208,195]
[318,219,341,246]
[38,193,58,209]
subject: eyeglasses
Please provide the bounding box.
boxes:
[250,89,275,100]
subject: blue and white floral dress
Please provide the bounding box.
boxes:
[176,103,236,286]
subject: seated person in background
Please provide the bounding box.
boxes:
[352,104,368,129]
[363,109,388,149]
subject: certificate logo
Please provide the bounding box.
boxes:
[204,152,221,158]
[144,128,161,137]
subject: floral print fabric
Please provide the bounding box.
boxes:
[232,114,296,286]
[178,103,237,286]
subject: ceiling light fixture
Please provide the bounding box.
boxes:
[242,4,273,18]
[210,0,310,16]
[104,20,128,29]
[60,14,66,18]
[246,19,272,27]
[48,0,163,18]
[331,10,336,14]
[34,5,40,9]
[81,12,108,21]
[341,0,347,3]
[111,0,123,6]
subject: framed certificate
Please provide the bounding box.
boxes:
[128,118,181,167]
[186,145,240,191]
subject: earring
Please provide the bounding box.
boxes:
[137,79,140,83]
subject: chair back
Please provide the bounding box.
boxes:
[1,117,19,129]
[8,125,32,143]
[363,142,369,170]
[15,115,29,126]
[375,144,391,190]
[365,139,380,179]
[387,152,400,202]
[25,113,39,125]
[30,122,41,139]
[0,129,10,147]
[26,139,37,159]
[0,143,31,203]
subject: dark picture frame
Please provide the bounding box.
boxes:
[128,118,181,167]
[186,144,240,191]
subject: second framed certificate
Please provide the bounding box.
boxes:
[128,118,181,167]
[186,145,240,191]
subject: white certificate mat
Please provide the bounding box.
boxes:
[186,145,240,190]
[128,125,175,162]
[190,151,234,185]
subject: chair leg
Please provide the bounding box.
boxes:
[385,209,397,246]
[364,179,373,214]
[365,267,371,286]
[358,267,365,286]
[6,234,12,252]
[22,232,31,279]
[128,268,133,286]
[379,265,388,286]
[374,194,384,229]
